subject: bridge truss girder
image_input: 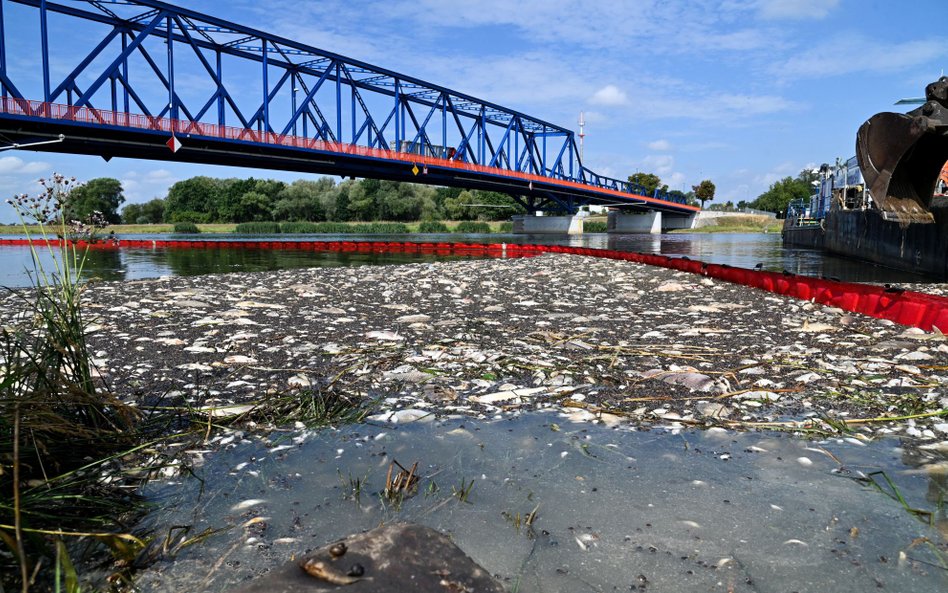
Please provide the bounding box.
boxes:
[0,0,697,215]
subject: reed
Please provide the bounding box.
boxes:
[417,221,450,233]
[234,221,281,234]
[172,221,200,233]
[452,221,491,234]
[1,175,142,591]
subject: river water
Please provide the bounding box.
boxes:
[136,414,947,592]
[5,231,946,590]
[0,231,934,288]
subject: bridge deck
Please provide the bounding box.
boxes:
[0,98,698,214]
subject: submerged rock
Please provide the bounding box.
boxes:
[235,523,504,593]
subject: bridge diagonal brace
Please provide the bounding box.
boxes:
[488,117,517,169]
[444,95,477,163]
[375,103,398,147]
[280,65,336,141]
[402,98,438,156]
[245,68,292,132]
[453,117,480,165]
[132,41,197,123]
[172,18,251,129]
[340,63,386,149]
[113,71,154,118]
[48,26,121,104]
[74,9,167,109]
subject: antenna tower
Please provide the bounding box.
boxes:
[578,111,586,162]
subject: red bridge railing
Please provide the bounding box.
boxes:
[0,98,698,213]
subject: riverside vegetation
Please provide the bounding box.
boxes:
[0,176,376,592]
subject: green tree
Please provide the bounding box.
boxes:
[233,191,274,222]
[628,172,665,196]
[272,178,333,221]
[121,202,143,224]
[66,177,124,223]
[750,169,815,214]
[164,176,223,222]
[692,179,716,209]
[333,180,354,221]
[140,198,165,223]
[347,182,376,221]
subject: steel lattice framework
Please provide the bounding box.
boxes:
[0,0,697,214]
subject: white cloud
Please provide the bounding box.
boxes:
[0,156,50,175]
[590,85,629,107]
[756,0,840,20]
[647,139,672,151]
[775,34,946,79]
[642,154,676,176]
[121,168,179,203]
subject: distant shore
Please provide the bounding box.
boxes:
[0,214,781,236]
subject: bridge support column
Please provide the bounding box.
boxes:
[608,210,662,234]
[662,213,698,231]
[512,214,583,234]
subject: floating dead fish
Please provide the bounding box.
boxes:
[223,354,258,365]
[365,330,403,341]
[231,499,266,511]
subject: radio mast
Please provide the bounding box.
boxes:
[578,111,586,162]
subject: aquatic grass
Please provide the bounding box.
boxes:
[172,222,200,233]
[452,221,491,234]
[862,471,935,524]
[276,221,411,234]
[451,478,475,503]
[417,221,449,233]
[205,388,375,429]
[583,221,608,233]
[338,469,371,505]
[234,221,280,234]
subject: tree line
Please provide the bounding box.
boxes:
[106,177,526,224]
[64,172,728,226]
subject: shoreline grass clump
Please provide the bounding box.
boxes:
[583,221,608,233]
[235,221,281,234]
[417,221,450,233]
[172,221,200,233]
[453,221,491,234]
[1,175,146,591]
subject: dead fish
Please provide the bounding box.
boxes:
[300,559,366,585]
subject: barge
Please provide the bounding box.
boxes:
[782,77,948,277]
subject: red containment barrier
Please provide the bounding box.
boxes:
[6,237,948,332]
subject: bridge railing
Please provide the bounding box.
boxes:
[0,97,698,212]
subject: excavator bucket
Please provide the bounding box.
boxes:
[856,76,948,222]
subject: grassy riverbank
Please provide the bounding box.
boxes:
[0,220,515,235]
[676,214,782,234]
[1,215,782,236]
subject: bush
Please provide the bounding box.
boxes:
[172,222,200,233]
[235,221,281,234]
[497,221,513,233]
[453,221,491,234]
[350,222,409,234]
[279,221,320,234]
[584,221,608,233]
[417,221,450,233]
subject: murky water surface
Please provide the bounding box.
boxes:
[137,413,946,592]
[0,231,932,287]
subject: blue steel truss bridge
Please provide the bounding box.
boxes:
[0,0,698,217]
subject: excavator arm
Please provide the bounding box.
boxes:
[856,76,948,221]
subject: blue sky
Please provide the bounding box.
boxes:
[0,0,945,222]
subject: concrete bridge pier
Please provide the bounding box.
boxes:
[512,214,584,234]
[607,211,697,233]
